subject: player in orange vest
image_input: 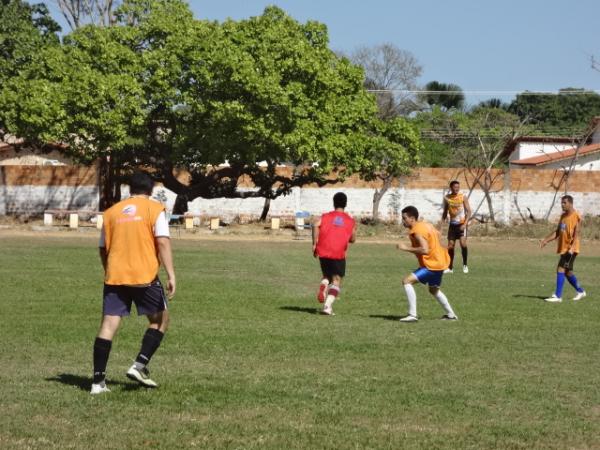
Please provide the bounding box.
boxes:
[441,180,471,273]
[312,192,356,316]
[90,171,176,394]
[397,205,458,322]
[540,195,586,302]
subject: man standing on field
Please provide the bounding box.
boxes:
[441,180,471,273]
[90,171,176,394]
[397,205,458,322]
[312,192,356,316]
[540,195,586,303]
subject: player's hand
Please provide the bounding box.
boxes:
[397,243,409,251]
[166,277,176,299]
[540,240,546,249]
[460,224,466,231]
[312,245,318,258]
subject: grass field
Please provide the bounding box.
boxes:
[1,231,600,449]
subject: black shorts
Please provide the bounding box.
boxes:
[319,258,346,278]
[103,278,168,317]
[558,253,577,271]
[447,223,466,241]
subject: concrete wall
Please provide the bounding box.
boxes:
[2,166,600,223]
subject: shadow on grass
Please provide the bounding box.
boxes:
[513,294,547,301]
[280,306,319,315]
[369,314,402,321]
[46,373,140,391]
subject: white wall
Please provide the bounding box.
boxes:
[510,142,574,162]
[0,185,99,215]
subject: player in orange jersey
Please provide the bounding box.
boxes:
[397,206,458,322]
[540,195,586,303]
[441,180,471,273]
[90,171,176,394]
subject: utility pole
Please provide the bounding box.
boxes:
[592,55,600,73]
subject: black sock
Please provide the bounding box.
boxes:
[448,248,455,269]
[93,337,112,384]
[462,247,468,266]
[135,329,164,367]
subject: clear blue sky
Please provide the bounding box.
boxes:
[189,0,600,103]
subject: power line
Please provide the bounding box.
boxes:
[366,89,600,95]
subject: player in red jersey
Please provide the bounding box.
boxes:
[312,192,356,316]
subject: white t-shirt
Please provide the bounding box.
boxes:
[99,211,170,247]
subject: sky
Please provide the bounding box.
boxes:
[188,0,600,104]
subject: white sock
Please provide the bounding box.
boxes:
[325,285,340,308]
[403,284,417,317]
[434,290,456,317]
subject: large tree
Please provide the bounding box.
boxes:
[419,81,465,112]
[2,1,388,214]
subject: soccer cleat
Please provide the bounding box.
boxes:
[126,364,158,388]
[317,283,328,303]
[399,315,418,322]
[443,268,453,274]
[463,265,469,274]
[572,291,587,301]
[441,314,458,321]
[321,306,335,316]
[544,295,562,303]
[90,383,110,395]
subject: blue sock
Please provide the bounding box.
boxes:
[555,272,566,298]
[566,274,584,293]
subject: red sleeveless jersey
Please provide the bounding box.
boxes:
[315,211,355,260]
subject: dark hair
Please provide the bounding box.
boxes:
[401,205,419,219]
[561,195,574,204]
[333,192,347,209]
[449,180,460,188]
[129,171,154,195]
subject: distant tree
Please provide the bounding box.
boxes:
[351,43,423,118]
[509,88,600,135]
[419,81,465,111]
[474,98,509,111]
[359,117,421,222]
[53,0,119,29]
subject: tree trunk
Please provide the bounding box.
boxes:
[172,193,189,215]
[259,197,271,222]
[98,155,121,211]
[371,177,393,223]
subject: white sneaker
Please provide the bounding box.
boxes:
[321,306,335,316]
[90,383,110,395]
[443,269,453,274]
[126,364,158,388]
[572,291,587,301]
[544,294,562,303]
[441,314,458,321]
[463,265,469,274]
[399,315,418,322]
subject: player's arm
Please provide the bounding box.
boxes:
[462,196,472,230]
[397,234,429,255]
[312,217,321,257]
[349,221,357,244]
[540,224,560,248]
[441,198,449,222]
[98,225,107,272]
[157,237,176,298]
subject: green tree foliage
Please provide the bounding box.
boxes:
[419,81,465,111]
[509,88,600,135]
[3,1,410,213]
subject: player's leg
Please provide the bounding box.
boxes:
[545,259,566,302]
[428,284,457,320]
[323,274,342,315]
[91,285,130,394]
[459,234,468,273]
[564,254,586,300]
[446,234,456,273]
[127,280,169,387]
[399,273,419,322]
[318,258,331,303]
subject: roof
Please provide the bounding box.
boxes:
[510,143,600,166]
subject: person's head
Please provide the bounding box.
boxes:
[401,205,419,228]
[129,171,154,196]
[449,180,460,194]
[561,195,574,212]
[333,192,347,209]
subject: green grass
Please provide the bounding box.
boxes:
[1,234,600,449]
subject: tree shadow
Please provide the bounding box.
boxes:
[369,314,402,321]
[46,373,139,391]
[279,306,319,315]
[512,294,547,301]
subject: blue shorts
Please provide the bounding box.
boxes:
[413,267,444,287]
[103,278,168,317]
